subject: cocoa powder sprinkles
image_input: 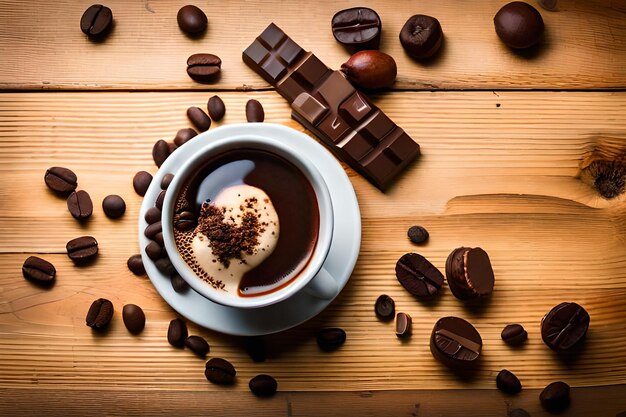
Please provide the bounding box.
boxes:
[196,200,263,267]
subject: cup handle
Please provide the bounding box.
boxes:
[303,266,338,299]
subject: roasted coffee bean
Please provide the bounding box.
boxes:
[494,2,544,49]
[167,318,188,348]
[155,257,176,277]
[133,171,152,196]
[144,207,161,225]
[177,5,207,34]
[80,4,113,38]
[400,15,443,60]
[161,173,174,190]
[102,194,125,219]
[496,369,522,394]
[541,302,589,352]
[187,106,211,131]
[207,95,226,121]
[127,254,145,276]
[168,142,178,154]
[205,358,236,385]
[186,54,221,83]
[174,128,198,147]
[86,298,114,329]
[249,374,277,397]
[501,324,528,346]
[145,241,165,261]
[22,256,56,284]
[407,225,429,244]
[395,312,412,338]
[540,381,570,411]
[331,7,381,50]
[44,167,77,194]
[185,335,210,357]
[246,99,265,122]
[374,294,395,321]
[144,221,162,240]
[341,50,397,90]
[153,232,164,246]
[244,336,267,362]
[508,408,531,417]
[152,140,171,167]
[317,328,346,351]
[175,211,196,231]
[66,236,98,262]
[155,190,166,210]
[67,190,93,220]
[396,253,444,298]
[122,304,145,334]
[171,274,190,293]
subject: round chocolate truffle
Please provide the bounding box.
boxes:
[399,15,443,60]
[494,2,544,49]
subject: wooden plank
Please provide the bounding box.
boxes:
[0,0,625,90]
[1,386,626,416]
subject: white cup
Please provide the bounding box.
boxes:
[162,135,337,309]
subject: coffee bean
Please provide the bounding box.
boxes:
[186,54,221,83]
[44,167,77,194]
[153,232,164,246]
[501,324,528,346]
[400,15,443,60]
[331,7,381,51]
[174,128,198,147]
[171,274,190,293]
[395,312,412,338]
[86,298,113,330]
[80,4,113,38]
[395,253,444,298]
[67,190,93,220]
[177,5,207,34]
[168,142,178,154]
[167,318,188,348]
[127,254,145,276]
[133,171,153,196]
[155,190,166,210]
[341,50,397,90]
[187,106,211,132]
[155,258,176,277]
[407,225,429,244]
[540,381,570,411]
[249,374,277,397]
[66,236,98,262]
[205,358,236,385]
[245,99,265,122]
[102,194,125,219]
[175,211,196,231]
[161,174,174,190]
[494,2,544,49]
[144,221,162,240]
[244,336,267,362]
[152,140,171,168]
[317,328,346,351]
[541,302,589,352]
[22,256,56,285]
[185,335,210,357]
[374,294,395,321]
[496,369,522,394]
[145,207,161,225]
[122,304,145,334]
[508,408,530,417]
[145,241,165,261]
[207,95,226,121]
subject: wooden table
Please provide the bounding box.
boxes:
[1,1,625,415]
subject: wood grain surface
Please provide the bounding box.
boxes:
[0,0,625,90]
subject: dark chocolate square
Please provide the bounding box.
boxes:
[277,74,307,102]
[292,93,328,125]
[243,41,269,65]
[340,132,374,160]
[277,38,303,65]
[316,72,354,111]
[261,58,287,82]
[359,111,394,143]
[259,23,285,49]
[339,92,373,124]
[292,54,328,89]
[317,113,350,143]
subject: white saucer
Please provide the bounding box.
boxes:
[138,123,361,336]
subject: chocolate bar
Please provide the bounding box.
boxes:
[243,23,420,190]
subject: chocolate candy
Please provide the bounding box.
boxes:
[430,316,482,369]
[177,5,207,34]
[400,15,444,60]
[395,312,412,338]
[445,247,495,300]
[374,294,395,321]
[331,7,381,51]
[395,253,444,298]
[494,2,544,49]
[243,23,420,190]
[541,302,589,352]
